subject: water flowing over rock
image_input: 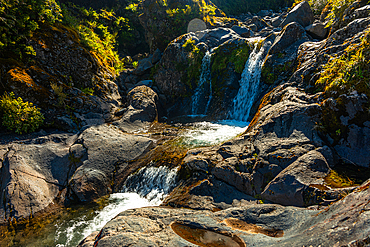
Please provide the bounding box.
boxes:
[122,166,179,203]
[57,166,178,247]
[79,180,370,247]
[191,50,213,115]
[229,40,269,121]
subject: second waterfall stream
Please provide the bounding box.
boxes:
[229,40,268,121]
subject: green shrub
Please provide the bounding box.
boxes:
[60,3,126,74]
[81,87,94,96]
[0,0,62,60]
[0,92,44,134]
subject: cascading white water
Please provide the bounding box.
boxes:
[191,50,212,115]
[229,41,266,121]
[55,166,178,247]
[122,165,178,204]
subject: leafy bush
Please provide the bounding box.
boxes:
[81,87,94,95]
[0,0,62,60]
[0,92,44,134]
[60,3,126,74]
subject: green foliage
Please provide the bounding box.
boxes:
[0,92,44,134]
[51,82,67,106]
[81,87,94,96]
[316,31,370,142]
[210,40,251,96]
[141,0,221,51]
[316,30,370,97]
[60,3,125,74]
[182,38,204,90]
[0,0,62,60]
[132,61,139,68]
[324,0,357,27]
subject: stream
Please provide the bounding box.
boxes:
[2,38,267,246]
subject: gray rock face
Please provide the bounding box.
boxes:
[167,86,339,209]
[261,150,330,206]
[69,124,154,202]
[133,57,154,76]
[153,28,249,118]
[269,22,309,54]
[335,124,370,167]
[79,180,370,246]
[113,85,159,133]
[231,25,254,38]
[271,16,283,27]
[305,22,328,39]
[0,124,155,222]
[0,133,74,223]
[281,1,314,28]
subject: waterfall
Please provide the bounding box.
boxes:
[191,50,212,115]
[122,165,178,204]
[229,41,267,121]
[55,166,178,247]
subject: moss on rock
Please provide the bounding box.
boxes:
[211,39,251,97]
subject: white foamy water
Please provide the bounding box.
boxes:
[229,40,267,121]
[192,50,213,115]
[181,120,249,147]
[122,166,179,204]
[55,166,178,247]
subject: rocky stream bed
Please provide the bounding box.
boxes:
[1,0,370,246]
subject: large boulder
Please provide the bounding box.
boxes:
[153,28,251,118]
[0,133,75,223]
[113,85,159,132]
[261,22,310,86]
[281,1,314,28]
[261,150,331,206]
[0,124,155,223]
[68,124,155,202]
[269,22,309,55]
[305,22,328,40]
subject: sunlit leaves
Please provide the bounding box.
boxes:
[0,92,44,134]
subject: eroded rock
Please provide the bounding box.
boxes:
[281,1,314,28]
[79,180,370,246]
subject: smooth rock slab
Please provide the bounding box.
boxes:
[79,181,370,246]
[0,134,74,222]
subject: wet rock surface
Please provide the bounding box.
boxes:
[79,180,370,247]
[0,123,155,223]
